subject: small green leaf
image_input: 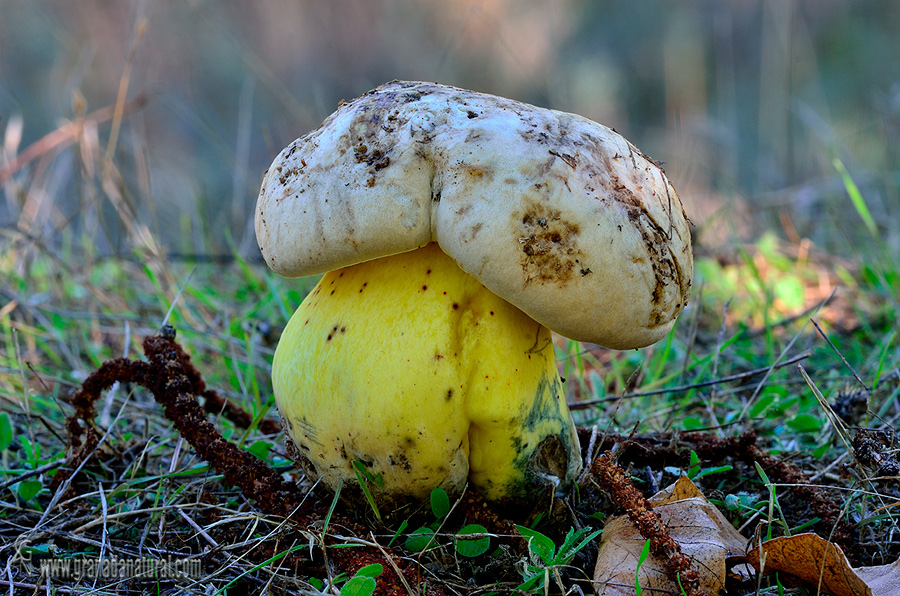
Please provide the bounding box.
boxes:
[351,462,382,523]
[681,417,704,431]
[556,527,602,564]
[245,440,271,460]
[309,577,324,591]
[515,526,555,563]
[455,524,489,557]
[834,158,878,239]
[23,543,57,557]
[340,575,376,596]
[791,517,822,533]
[18,435,40,464]
[812,443,830,459]
[749,393,777,418]
[694,465,733,479]
[785,413,823,433]
[404,528,435,552]
[0,413,11,451]
[515,572,545,594]
[17,479,42,501]
[388,520,408,547]
[686,450,700,479]
[352,460,383,487]
[724,494,741,511]
[323,479,343,536]
[430,487,450,519]
[355,564,383,578]
[50,312,67,332]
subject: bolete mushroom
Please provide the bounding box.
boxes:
[256,81,692,512]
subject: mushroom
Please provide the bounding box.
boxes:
[256,81,692,512]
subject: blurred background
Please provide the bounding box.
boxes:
[2,0,899,263]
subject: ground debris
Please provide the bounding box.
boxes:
[590,451,704,596]
[584,428,857,563]
[46,327,447,596]
[12,327,887,595]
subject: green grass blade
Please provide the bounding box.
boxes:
[635,539,651,596]
[833,158,878,239]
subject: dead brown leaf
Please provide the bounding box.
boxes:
[747,534,871,596]
[855,558,900,596]
[747,533,900,596]
[593,475,748,595]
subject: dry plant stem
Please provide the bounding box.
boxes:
[162,338,281,434]
[592,451,704,596]
[54,330,443,596]
[140,335,305,516]
[569,351,810,409]
[49,357,150,495]
[585,430,855,561]
[0,95,149,185]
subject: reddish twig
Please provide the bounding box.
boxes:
[592,451,704,596]
[140,333,306,516]
[582,429,855,561]
[53,328,445,596]
[160,338,281,434]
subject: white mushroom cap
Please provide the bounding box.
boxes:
[256,81,693,349]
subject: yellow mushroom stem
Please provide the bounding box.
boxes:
[272,243,582,510]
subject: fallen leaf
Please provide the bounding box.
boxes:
[855,558,900,596]
[649,473,705,505]
[746,534,871,596]
[593,475,748,595]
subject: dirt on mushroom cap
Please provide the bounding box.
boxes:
[256,81,693,349]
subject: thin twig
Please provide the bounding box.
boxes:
[0,460,62,493]
[811,318,870,391]
[739,289,837,422]
[372,531,417,596]
[569,352,810,410]
[33,393,133,537]
[178,509,220,548]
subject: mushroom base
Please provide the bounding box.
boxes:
[272,243,582,514]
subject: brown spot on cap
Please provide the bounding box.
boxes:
[517,200,583,286]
